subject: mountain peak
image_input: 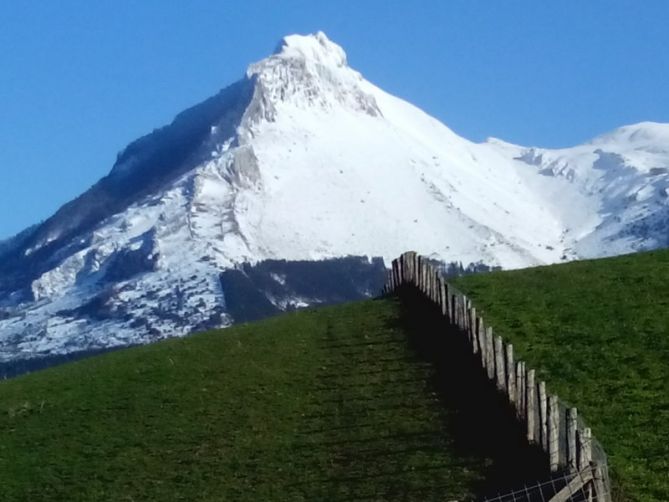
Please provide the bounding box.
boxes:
[273,31,348,68]
[245,32,379,120]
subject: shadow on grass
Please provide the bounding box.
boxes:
[394,287,552,498]
[285,292,555,501]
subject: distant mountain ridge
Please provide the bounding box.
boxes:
[1,31,667,362]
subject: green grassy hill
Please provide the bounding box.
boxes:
[453,249,669,502]
[2,249,665,501]
[0,298,516,501]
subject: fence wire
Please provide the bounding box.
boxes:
[481,465,609,502]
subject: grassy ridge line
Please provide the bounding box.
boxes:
[453,249,669,502]
[0,299,487,501]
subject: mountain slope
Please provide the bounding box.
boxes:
[0,32,667,361]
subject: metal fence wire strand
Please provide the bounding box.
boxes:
[481,465,610,502]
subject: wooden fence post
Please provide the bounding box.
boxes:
[526,369,536,443]
[506,343,516,405]
[423,261,428,294]
[476,317,486,368]
[539,381,548,453]
[470,307,478,354]
[567,408,578,471]
[494,335,506,391]
[521,362,527,419]
[548,394,560,472]
[450,294,456,325]
[415,253,420,286]
[440,280,448,317]
[397,258,402,286]
[593,462,608,502]
[516,361,526,419]
[578,427,592,471]
[486,326,495,380]
[456,295,462,330]
[428,265,432,297]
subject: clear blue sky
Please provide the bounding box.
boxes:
[1,1,667,239]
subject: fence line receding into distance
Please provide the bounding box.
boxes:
[382,251,611,502]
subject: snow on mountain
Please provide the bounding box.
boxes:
[0,32,667,362]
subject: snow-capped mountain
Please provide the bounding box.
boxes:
[1,32,668,362]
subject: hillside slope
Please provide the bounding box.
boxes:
[453,249,669,502]
[0,298,535,501]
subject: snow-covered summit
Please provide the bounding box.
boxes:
[273,31,348,68]
[245,32,379,120]
[589,121,669,148]
[0,32,667,362]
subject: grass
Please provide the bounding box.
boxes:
[0,298,500,501]
[453,249,669,502]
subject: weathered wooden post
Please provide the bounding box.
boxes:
[416,255,421,290]
[506,343,516,405]
[450,294,456,325]
[538,381,548,452]
[577,427,592,471]
[494,335,506,392]
[422,261,428,294]
[521,362,527,419]
[458,295,467,331]
[567,408,578,471]
[428,264,433,299]
[397,254,404,286]
[470,306,478,354]
[486,326,495,380]
[396,258,402,288]
[456,295,461,328]
[548,394,560,472]
[476,317,485,367]
[406,252,411,284]
[440,280,448,317]
[593,462,608,502]
[515,361,525,418]
[526,369,536,443]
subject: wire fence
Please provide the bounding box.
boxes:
[481,465,610,501]
[383,251,612,502]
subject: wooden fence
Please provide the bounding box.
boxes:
[382,251,611,502]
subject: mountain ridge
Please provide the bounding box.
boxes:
[0,32,667,361]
